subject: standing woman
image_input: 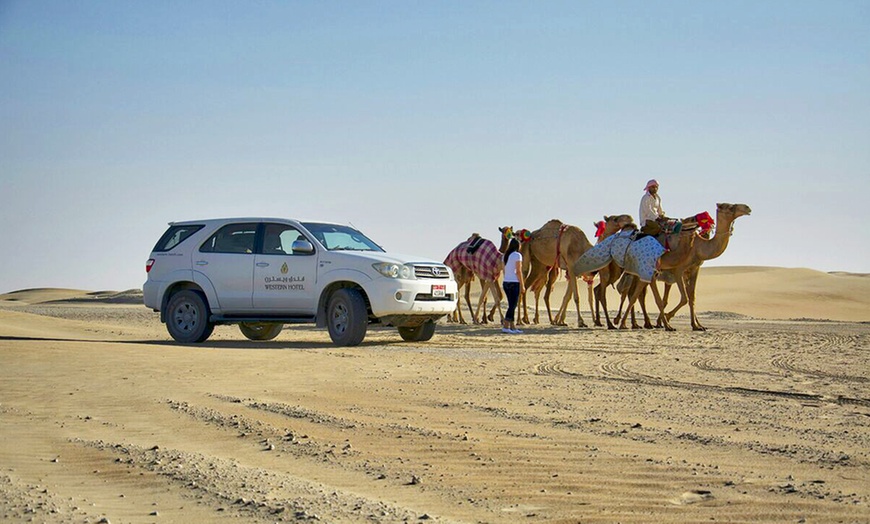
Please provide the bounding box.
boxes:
[501,238,525,334]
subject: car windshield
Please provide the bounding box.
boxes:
[301,222,384,252]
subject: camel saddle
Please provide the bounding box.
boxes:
[466,234,485,254]
[641,218,682,236]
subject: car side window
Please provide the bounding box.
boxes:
[261,223,312,256]
[200,223,257,254]
[153,225,204,252]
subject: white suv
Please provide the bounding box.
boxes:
[144,218,458,346]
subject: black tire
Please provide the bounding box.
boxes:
[326,288,367,346]
[239,322,283,341]
[166,290,213,343]
[397,322,436,342]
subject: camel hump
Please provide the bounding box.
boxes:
[531,219,564,238]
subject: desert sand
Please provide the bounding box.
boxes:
[1,266,868,523]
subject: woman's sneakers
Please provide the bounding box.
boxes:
[501,327,524,334]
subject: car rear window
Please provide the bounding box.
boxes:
[153,225,204,252]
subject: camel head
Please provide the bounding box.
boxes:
[498,226,513,253]
[498,226,532,252]
[715,203,752,221]
[595,214,634,240]
[712,204,752,238]
[612,214,634,228]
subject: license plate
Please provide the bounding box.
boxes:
[431,284,446,298]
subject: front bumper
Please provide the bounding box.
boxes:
[365,279,458,319]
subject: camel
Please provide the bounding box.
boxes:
[614,230,699,331]
[528,220,593,328]
[655,203,752,330]
[443,234,504,325]
[573,223,699,331]
[590,215,636,329]
[500,216,630,327]
[445,266,500,324]
[610,211,718,329]
[612,204,750,331]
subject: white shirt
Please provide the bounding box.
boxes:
[639,192,665,224]
[503,251,522,283]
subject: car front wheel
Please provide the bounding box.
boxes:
[397,322,436,342]
[166,290,214,343]
[239,322,284,341]
[326,288,367,346]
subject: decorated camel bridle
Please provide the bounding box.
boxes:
[501,226,532,244]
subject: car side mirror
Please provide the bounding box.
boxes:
[291,239,315,255]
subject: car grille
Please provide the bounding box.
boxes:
[414,264,451,279]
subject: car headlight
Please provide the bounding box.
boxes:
[373,262,413,279]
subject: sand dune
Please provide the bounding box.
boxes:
[0,266,868,523]
[697,266,870,322]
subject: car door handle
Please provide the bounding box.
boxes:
[195,260,208,266]
[256,262,269,267]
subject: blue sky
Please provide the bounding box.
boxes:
[1,1,868,293]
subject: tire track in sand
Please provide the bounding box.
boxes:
[534,360,870,407]
[770,354,870,384]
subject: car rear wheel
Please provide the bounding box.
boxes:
[326,288,367,346]
[239,322,283,341]
[166,290,214,343]
[397,321,436,342]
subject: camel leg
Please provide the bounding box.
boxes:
[450,282,462,323]
[461,281,473,324]
[585,278,595,327]
[555,274,574,326]
[486,283,503,322]
[545,268,559,324]
[476,278,499,325]
[664,278,690,324]
[593,267,609,327]
[648,276,674,331]
[656,283,672,328]
[600,284,617,330]
[556,271,585,328]
[619,280,647,329]
[593,282,603,327]
[685,266,705,331]
[544,270,558,324]
[519,286,529,325]
[630,280,642,329]
[639,284,653,329]
[662,273,689,330]
[522,264,544,325]
[472,280,489,324]
[613,273,636,326]
[460,278,476,324]
[572,272,586,328]
[490,282,504,323]
[614,286,628,326]
[479,280,490,325]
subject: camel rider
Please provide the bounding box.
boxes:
[640,179,665,226]
[639,178,682,235]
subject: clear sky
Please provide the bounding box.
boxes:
[1,1,868,294]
